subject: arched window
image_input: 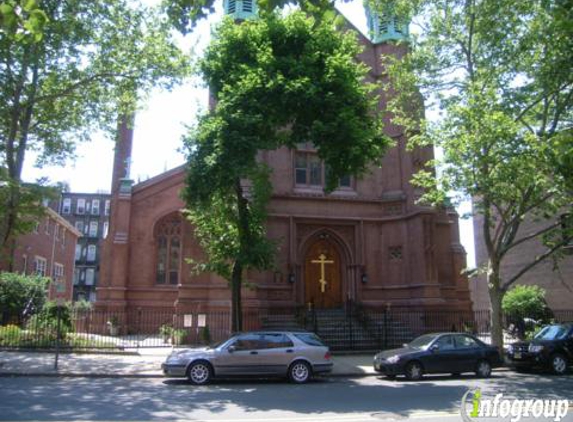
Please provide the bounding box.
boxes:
[155,214,182,285]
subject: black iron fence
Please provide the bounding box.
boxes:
[1,305,572,352]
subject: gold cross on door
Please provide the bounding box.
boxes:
[311,253,334,293]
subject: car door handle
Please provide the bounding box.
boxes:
[250,351,258,355]
[286,349,294,353]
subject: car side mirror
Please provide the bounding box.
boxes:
[430,344,439,353]
[228,346,236,353]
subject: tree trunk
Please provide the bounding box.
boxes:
[231,177,250,333]
[488,267,505,350]
[231,259,242,332]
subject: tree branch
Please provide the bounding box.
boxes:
[502,238,571,290]
[32,71,139,104]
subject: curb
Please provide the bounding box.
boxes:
[0,371,378,379]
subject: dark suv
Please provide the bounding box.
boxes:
[505,323,573,375]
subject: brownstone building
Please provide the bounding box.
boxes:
[3,207,81,301]
[96,6,473,319]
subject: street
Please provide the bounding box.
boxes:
[1,372,572,422]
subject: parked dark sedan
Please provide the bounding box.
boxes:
[373,333,503,380]
[506,322,573,375]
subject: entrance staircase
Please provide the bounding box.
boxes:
[261,307,416,351]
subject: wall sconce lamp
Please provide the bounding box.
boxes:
[361,273,368,284]
[288,273,295,284]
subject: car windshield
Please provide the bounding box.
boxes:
[408,334,437,349]
[534,324,572,341]
[211,337,237,350]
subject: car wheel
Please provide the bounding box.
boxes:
[551,354,568,375]
[475,360,492,378]
[289,360,312,384]
[187,361,212,385]
[405,361,423,381]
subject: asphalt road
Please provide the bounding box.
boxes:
[0,372,572,422]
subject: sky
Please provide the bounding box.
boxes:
[20,0,476,267]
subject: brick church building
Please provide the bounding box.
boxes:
[96,3,473,321]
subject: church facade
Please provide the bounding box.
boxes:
[96,5,473,318]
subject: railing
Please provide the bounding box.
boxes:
[1,306,571,352]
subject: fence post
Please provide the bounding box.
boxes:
[383,308,388,350]
[54,305,62,370]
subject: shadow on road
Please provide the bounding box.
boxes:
[0,372,571,420]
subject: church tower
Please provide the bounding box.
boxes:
[96,115,134,313]
[223,0,257,21]
[365,2,409,44]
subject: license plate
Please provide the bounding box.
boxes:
[513,352,521,359]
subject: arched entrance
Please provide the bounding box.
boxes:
[304,238,343,309]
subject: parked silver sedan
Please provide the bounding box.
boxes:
[162,331,333,384]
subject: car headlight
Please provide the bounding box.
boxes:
[386,355,400,364]
[529,345,544,353]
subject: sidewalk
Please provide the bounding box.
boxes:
[0,349,377,378]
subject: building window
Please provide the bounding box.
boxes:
[155,214,181,285]
[295,152,323,186]
[294,150,353,189]
[85,268,95,285]
[62,198,71,214]
[91,199,100,215]
[75,244,82,261]
[104,200,111,216]
[80,269,86,282]
[73,269,80,285]
[103,221,109,239]
[76,198,86,215]
[34,256,47,277]
[55,224,60,241]
[53,263,64,280]
[75,221,84,233]
[87,245,97,261]
[89,221,98,237]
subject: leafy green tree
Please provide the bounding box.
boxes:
[383,0,573,348]
[0,0,48,43]
[0,272,49,322]
[0,0,191,262]
[183,12,390,331]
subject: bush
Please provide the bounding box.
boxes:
[159,324,173,340]
[72,299,93,312]
[0,272,49,322]
[503,285,552,339]
[0,324,22,346]
[26,301,74,337]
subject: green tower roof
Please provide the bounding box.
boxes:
[365,3,409,44]
[224,0,258,21]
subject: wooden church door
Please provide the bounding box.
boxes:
[304,239,342,309]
